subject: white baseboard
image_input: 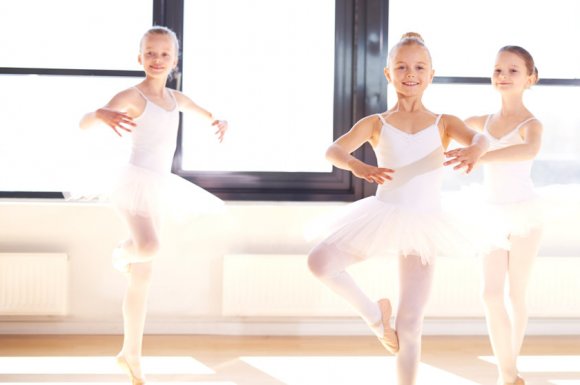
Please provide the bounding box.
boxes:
[1,317,579,336]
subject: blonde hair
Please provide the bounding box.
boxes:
[498,45,539,84]
[140,26,180,53]
[387,32,431,65]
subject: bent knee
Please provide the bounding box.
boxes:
[307,244,332,278]
[136,239,160,257]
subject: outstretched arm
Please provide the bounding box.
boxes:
[79,89,140,137]
[172,90,228,142]
[442,114,489,173]
[327,115,394,184]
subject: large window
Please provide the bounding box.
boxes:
[181,0,335,173]
[173,0,380,200]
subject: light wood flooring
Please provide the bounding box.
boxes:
[0,335,578,384]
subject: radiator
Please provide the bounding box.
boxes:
[0,253,69,316]
[222,254,580,318]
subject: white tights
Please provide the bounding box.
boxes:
[308,243,435,385]
[116,211,161,379]
[481,227,542,384]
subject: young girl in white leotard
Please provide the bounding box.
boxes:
[79,26,227,385]
[307,32,489,385]
[463,46,543,385]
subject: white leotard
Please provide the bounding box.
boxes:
[129,87,180,173]
[375,113,445,212]
[482,115,537,204]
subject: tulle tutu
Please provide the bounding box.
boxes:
[447,184,544,239]
[63,129,223,220]
[111,163,225,221]
[310,195,501,266]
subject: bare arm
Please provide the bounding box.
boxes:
[172,90,228,142]
[442,114,489,173]
[79,88,140,136]
[327,115,394,184]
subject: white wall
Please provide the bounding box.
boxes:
[0,185,579,336]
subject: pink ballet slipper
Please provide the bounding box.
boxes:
[116,354,146,385]
[377,298,399,354]
[501,375,525,385]
[511,376,525,385]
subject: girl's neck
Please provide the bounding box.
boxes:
[392,96,425,113]
[499,93,527,117]
[139,77,168,96]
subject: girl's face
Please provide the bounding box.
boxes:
[138,33,178,79]
[492,51,534,93]
[384,44,434,97]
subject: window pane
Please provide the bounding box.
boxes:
[181,0,335,172]
[0,0,152,70]
[387,84,580,188]
[388,0,580,78]
[0,75,139,192]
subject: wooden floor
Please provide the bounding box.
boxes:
[0,335,578,384]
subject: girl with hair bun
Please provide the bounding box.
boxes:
[463,45,543,385]
[307,32,490,385]
[79,26,228,384]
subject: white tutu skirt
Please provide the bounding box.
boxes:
[485,197,543,238]
[446,184,544,240]
[111,163,224,221]
[312,196,503,265]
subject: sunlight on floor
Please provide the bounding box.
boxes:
[0,356,214,375]
[480,355,580,373]
[0,383,237,385]
[240,355,480,385]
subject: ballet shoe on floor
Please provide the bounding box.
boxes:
[116,354,146,385]
[376,298,399,354]
[501,376,525,385]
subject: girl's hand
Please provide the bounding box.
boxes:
[212,119,228,143]
[349,159,395,184]
[96,108,136,137]
[444,145,485,174]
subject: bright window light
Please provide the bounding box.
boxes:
[0,0,151,70]
[479,355,580,373]
[0,75,137,193]
[388,0,580,78]
[181,0,335,172]
[0,356,215,375]
[241,356,480,385]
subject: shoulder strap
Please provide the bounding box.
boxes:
[434,114,443,126]
[377,113,388,125]
[515,117,537,130]
[133,86,148,100]
[483,114,493,131]
[166,88,177,102]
